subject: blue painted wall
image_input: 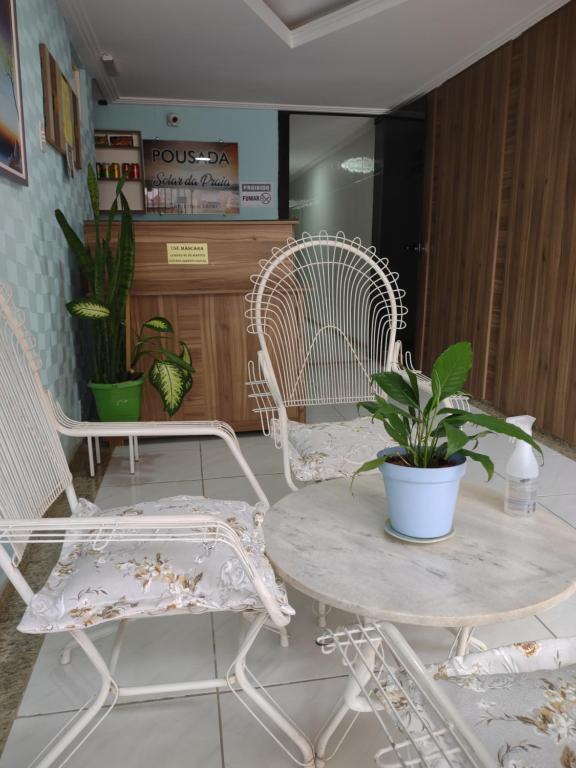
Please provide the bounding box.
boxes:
[0,0,95,592]
[0,0,94,444]
[93,104,278,220]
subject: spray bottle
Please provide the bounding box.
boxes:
[504,415,538,516]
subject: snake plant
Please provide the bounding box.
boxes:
[55,166,193,416]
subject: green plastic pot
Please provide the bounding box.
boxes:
[88,377,144,422]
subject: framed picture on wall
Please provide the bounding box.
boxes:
[0,0,27,184]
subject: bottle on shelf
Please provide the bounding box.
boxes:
[504,415,539,517]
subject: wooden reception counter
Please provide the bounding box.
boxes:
[84,220,298,431]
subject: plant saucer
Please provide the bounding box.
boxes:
[383,518,455,544]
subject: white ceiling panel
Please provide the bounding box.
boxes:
[59,0,570,113]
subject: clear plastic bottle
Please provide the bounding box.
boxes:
[504,415,538,517]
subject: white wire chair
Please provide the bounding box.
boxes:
[316,623,576,768]
[315,622,495,768]
[246,232,468,491]
[0,284,315,768]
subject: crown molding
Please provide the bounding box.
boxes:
[243,0,410,48]
[113,95,388,115]
[388,0,572,110]
[57,0,119,102]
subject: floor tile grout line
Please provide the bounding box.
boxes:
[98,472,286,489]
[536,614,558,638]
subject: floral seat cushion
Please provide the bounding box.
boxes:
[389,639,576,768]
[273,416,397,482]
[18,496,292,634]
[436,662,576,767]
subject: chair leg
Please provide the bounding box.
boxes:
[60,623,119,665]
[315,699,351,766]
[449,626,486,657]
[134,435,140,462]
[87,437,95,477]
[129,436,135,474]
[95,436,101,465]
[35,630,115,768]
[231,613,315,767]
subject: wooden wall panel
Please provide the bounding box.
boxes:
[86,220,300,431]
[419,0,576,443]
[489,3,576,442]
[419,45,511,395]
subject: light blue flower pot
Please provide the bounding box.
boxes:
[378,448,467,539]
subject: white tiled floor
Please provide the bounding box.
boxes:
[2,405,575,768]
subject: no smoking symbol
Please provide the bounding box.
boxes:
[260,192,272,204]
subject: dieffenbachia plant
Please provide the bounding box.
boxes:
[55,166,193,416]
[356,342,542,479]
[130,316,194,417]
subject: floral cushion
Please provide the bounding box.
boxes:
[435,662,576,767]
[273,416,397,481]
[18,496,292,634]
[385,639,576,768]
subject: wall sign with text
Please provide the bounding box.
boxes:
[240,182,274,208]
[143,140,239,215]
[166,243,209,264]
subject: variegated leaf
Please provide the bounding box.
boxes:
[149,360,189,416]
[66,298,110,320]
[143,316,173,333]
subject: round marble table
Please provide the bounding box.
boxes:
[265,476,576,629]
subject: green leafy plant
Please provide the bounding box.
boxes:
[356,341,541,479]
[130,316,194,416]
[56,166,135,384]
[55,166,193,416]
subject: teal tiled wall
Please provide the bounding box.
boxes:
[0,0,94,450]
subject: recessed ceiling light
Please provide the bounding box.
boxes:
[340,157,374,174]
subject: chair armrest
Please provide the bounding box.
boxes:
[49,400,269,507]
[0,514,288,627]
[246,358,279,438]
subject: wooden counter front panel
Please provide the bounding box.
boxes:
[131,293,263,429]
[85,221,300,431]
[130,221,293,295]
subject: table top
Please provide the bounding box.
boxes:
[264,476,576,627]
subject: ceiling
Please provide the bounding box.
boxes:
[59,0,569,113]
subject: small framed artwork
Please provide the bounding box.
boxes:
[0,0,27,184]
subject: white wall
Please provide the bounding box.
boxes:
[290,120,375,246]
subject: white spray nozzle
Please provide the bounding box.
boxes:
[506,414,536,438]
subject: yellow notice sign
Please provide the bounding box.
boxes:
[167,242,209,264]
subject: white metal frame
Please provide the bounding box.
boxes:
[246,231,407,490]
[246,232,468,491]
[315,622,494,768]
[0,284,315,768]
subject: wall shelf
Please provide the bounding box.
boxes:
[94,129,145,212]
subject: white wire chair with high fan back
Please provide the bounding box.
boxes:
[246,231,467,492]
[0,284,315,768]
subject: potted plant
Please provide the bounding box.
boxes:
[355,342,541,540]
[56,166,193,420]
